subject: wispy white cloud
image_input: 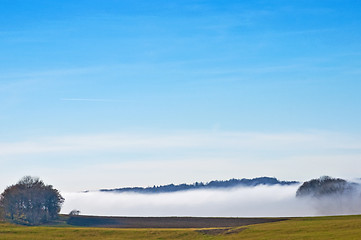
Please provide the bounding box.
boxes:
[60,98,121,102]
[275,28,335,36]
[2,130,360,192]
[0,66,105,81]
[0,131,360,157]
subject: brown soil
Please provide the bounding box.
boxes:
[66,215,288,228]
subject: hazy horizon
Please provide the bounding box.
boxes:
[61,183,361,217]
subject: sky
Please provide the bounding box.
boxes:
[1,0,361,193]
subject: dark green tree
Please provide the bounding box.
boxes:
[296,176,355,198]
[0,176,64,225]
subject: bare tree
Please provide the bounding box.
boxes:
[0,176,64,225]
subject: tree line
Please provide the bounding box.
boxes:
[99,177,299,194]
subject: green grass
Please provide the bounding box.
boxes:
[0,222,213,240]
[239,215,361,240]
[2,215,361,239]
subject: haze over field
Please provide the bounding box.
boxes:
[61,183,361,217]
[62,185,307,217]
[1,0,361,217]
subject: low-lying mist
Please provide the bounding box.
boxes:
[61,184,361,217]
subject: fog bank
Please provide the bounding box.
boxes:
[61,185,305,217]
[61,184,361,217]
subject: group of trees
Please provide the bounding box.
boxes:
[296,176,357,198]
[0,176,64,225]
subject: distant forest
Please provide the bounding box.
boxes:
[98,177,299,194]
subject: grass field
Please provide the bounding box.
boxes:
[1,215,361,239]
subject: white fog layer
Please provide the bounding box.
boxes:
[60,185,361,217]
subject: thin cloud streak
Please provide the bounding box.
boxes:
[0,66,105,80]
[0,131,360,157]
[61,98,120,102]
[2,130,360,192]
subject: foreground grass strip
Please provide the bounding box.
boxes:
[2,215,361,239]
[236,215,361,240]
[0,222,213,240]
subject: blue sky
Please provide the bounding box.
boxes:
[1,0,361,191]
